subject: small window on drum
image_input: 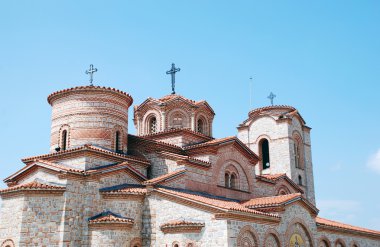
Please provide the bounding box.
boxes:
[61,130,68,151]
[197,118,204,134]
[149,116,157,134]
[115,131,122,153]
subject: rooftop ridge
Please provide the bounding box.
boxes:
[47,85,133,105]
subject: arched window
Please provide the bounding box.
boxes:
[61,130,67,151]
[115,131,121,153]
[298,175,303,186]
[294,142,300,168]
[172,243,179,247]
[1,239,15,247]
[230,173,237,189]
[197,118,204,134]
[172,113,183,128]
[149,116,157,134]
[260,139,270,170]
[293,134,304,169]
[225,172,230,187]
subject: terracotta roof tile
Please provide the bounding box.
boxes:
[88,211,134,224]
[160,220,205,228]
[256,174,304,193]
[183,136,236,149]
[143,169,186,185]
[158,151,211,168]
[21,144,149,165]
[155,187,279,218]
[47,85,133,105]
[88,161,147,181]
[316,217,380,236]
[257,174,286,181]
[100,184,147,195]
[36,159,84,173]
[242,193,301,208]
[0,181,66,194]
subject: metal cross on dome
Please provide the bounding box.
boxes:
[166,63,181,94]
[267,92,276,106]
[85,64,98,86]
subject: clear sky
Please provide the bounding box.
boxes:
[0,1,379,230]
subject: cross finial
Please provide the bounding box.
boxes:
[166,63,181,94]
[267,92,276,106]
[85,64,98,86]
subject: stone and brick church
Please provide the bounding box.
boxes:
[0,72,379,246]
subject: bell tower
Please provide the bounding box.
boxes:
[237,105,315,204]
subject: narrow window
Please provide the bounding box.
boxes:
[294,142,300,168]
[149,117,157,134]
[61,130,67,151]
[230,173,237,189]
[298,175,303,186]
[115,131,121,153]
[225,173,230,188]
[197,118,204,134]
[260,139,270,170]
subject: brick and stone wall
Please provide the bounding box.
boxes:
[48,86,133,153]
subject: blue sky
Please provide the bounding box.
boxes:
[0,1,379,230]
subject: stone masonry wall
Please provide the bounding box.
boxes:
[142,193,228,247]
[0,196,24,246]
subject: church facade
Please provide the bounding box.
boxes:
[0,84,379,247]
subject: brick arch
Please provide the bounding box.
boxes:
[263,228,281,247]
[129,237,142,247]
[167,108,191,129]
[58,124,71,150]
[277,185,291,195]
[172,241,180,247]
[318,236,331,247]
[237,225,259,247]
[111,125,125,152]
[334,238,346,247]
[1,239,15,247]
[142,110,161,134]
[216,159,250,192]
[285,217,315,247]
[292,130,305,170]
[195,113,210,135]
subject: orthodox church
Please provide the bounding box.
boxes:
[0,66,379,247]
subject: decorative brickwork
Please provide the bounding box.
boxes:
[0,85,379,246]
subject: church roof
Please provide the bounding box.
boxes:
[157,151,212,168]
[241,193,318,215]
[47,85,133,106]
[21,144,149,166]
[239,105,307,127]
[143,169,186,186]
[155,186,280,219]
[184,136,259,164]
[242,193,302,208]
[4,159,147,184]
[0,181,66,195]
[88,211,134,225]
[256,173,304,193]
[160,220,205,234]
[135,94,215,115]
[99,184,147,195]
[316,217,380,237]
